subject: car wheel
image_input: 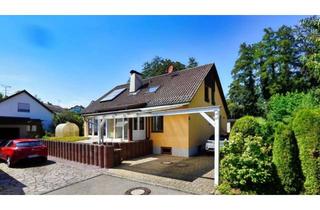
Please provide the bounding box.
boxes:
[7,157,13,168]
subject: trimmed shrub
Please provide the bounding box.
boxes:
[229,116,262,140]
[272,123,303,194]
[292,109,320,194]
[220,133,273,192]
[42,136,89,142]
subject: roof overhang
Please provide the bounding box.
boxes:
[83,103,190,119]
[83,103,221,120]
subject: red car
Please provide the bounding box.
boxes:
[0,139,48,167]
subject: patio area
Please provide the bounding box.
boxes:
[107,154,216,194]
[118,154,214,182]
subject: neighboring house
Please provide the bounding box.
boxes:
[45,103,66,114]
[0,90,54,139]
[82,63,229,157]
[69,105,85,114]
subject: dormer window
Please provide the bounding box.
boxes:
[148,85,160,93]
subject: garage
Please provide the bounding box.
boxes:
[0,117,43,140]
[0,127,20,139]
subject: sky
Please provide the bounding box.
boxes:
[0,16,307,108]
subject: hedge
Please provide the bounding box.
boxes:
[42,136,89,142]
[272,123,303,194]
[292,109,320,194]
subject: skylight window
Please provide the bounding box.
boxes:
[148,86,160,93]
[100,88,126,102]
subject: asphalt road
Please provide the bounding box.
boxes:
[45,174,189,195]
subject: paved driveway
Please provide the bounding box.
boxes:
[0,156,190,195]
[0,157,103,195]
[46,174,188,195]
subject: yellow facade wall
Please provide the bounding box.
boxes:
[188,82,214,149]
[150,114,189,150]
[150,80,228,152]
[188,81,228,149]
[214,82,228,133]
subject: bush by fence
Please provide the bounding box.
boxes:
[293,109,320,194]
[273,123,303,194]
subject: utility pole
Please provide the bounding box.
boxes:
[1,84,12,97]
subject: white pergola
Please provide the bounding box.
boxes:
[86,105,221,186]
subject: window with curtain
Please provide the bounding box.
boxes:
[152,116,163,132]
[94,119,98,135]
[18,103,30,112]
[107,119,114,138]
[123,118,128,139]
[139,117,144,130]
[115,119,122,138]
[88,119,93,135]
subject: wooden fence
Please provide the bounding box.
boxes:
[112,140,153,160]
[42,140,153,168]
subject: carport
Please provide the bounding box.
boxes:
[95,105,221,186]
[0,117,43,139]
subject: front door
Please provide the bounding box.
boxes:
[132,117,146,141]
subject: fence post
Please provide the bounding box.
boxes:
[80,143,83,163]
[106,146,114,168]
[58,141,61,158]
[64,142,69,160]
[84,144,90,164]
[99,145,104,168]
[103,146,108,168]
[70,143,74,161]
[90,145,94,165]
[85,144,89,164]
[94,145,99,166]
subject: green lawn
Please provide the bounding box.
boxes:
[42,136,89,142]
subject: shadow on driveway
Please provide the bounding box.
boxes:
[117,154,214,182]
[13,159,56,169]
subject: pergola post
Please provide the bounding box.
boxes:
[214,109,220,186]
[98,118,106,145]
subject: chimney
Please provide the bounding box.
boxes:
[167,64,174,74]
[129,70,143,93]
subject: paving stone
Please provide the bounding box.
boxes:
[0,157,103,195]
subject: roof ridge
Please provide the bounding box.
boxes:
[142,63,214,81]
[112,63,214,89]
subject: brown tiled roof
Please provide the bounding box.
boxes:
[83,63,215,114]
[45,103,66,113]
